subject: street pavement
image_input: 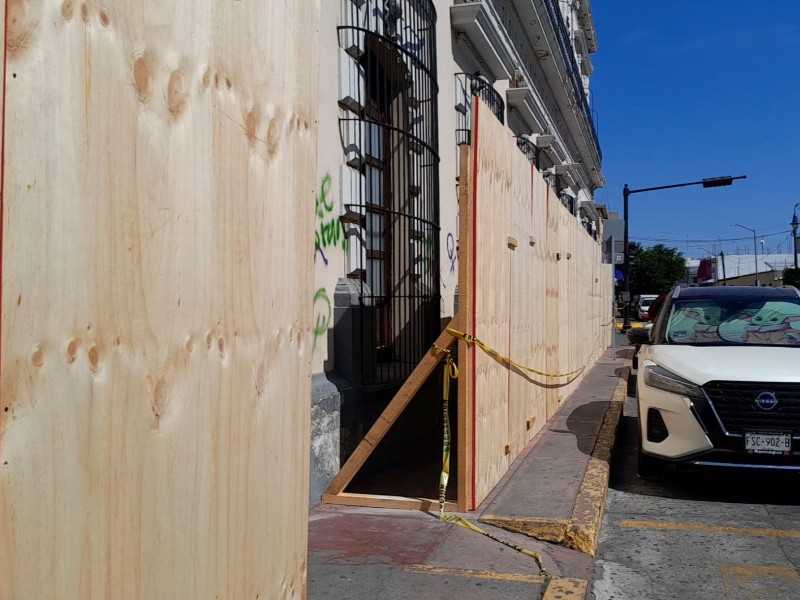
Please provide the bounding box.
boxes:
[308,334,632,599]
[592,359,800,600]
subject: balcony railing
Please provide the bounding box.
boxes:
[454,0,601,163]
[456,72,505,127]
[515,136,539,167]
[541,0,601,160]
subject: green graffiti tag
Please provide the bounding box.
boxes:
[312,288,332,349]
[315,174,347,265]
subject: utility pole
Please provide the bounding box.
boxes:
[733,224,759,286]
[793,204,799,270]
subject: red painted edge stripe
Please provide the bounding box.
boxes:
[1,1,9,405]
[470,100,479,510]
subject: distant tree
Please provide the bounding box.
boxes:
[631,244,686,295]
[784,268,800,288]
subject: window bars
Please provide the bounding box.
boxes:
[338,0,441,385]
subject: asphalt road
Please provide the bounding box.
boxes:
[592,339,800,600]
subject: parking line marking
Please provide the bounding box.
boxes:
[621,519,800,539]
[404,564,545,584]
[721,564,800,598]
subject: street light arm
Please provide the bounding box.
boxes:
[621,174,746,330]
[627,175,746,196]
[732,223,755,234]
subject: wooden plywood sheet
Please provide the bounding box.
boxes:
[457,142,475,511]
[1,1,319,598]
[508,160,546,453]
[545,183,561,419]
[472,100,512,503]
[459,100,614,508]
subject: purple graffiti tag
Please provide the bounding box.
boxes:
[446,233,457,274]
[315,232,329,265]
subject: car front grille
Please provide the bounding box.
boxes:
[703,381,800,434]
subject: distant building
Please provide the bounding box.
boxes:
[716,253,795,287]
[687,253,796,287]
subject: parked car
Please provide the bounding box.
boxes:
[627,285,800,477]
[636,294,659,320]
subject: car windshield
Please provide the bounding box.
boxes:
[664,296,800,346]
[641,298,654,307]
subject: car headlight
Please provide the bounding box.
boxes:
[643,364,701,397]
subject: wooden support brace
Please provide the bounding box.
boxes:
[323,317,459,498]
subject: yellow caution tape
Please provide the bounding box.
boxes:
[436,347,458,519]
[433,345,549,579]
[446,327,585,378]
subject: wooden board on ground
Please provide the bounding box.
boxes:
[1,2,319,598]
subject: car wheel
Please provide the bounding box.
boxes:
[637,447,664,478]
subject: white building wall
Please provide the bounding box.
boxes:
[312,1,349,374]
[435,0,460,319]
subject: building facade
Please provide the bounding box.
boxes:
[310,0,605,504]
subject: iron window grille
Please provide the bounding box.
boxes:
[338,0,441,385]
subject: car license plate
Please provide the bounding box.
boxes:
[745,432,792,455]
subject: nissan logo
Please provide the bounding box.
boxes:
[754,391,779,411]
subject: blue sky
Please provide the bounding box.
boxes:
[591,1,800,259]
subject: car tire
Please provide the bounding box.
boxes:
[637,447,664,478]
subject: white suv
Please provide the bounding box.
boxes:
[628,285,800,477]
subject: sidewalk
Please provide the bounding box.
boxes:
[308,342,632,599]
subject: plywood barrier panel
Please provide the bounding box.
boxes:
[528,166,550,440]
[466,101,614,506]
[544,183,560,419]
[507,152,530,455]
[1,2,319,598]
[472,101,512,503]
[508,160,546,452]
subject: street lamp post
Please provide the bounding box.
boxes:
[732,224,759,287]
[792,203,799,270]
[621,175,746,330]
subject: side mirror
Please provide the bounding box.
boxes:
[626,328,650,346]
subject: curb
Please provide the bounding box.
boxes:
[480,348,633,558]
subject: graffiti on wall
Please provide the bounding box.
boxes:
[312,288,332,349]
[315,173,347,265]
[446,233,457,274]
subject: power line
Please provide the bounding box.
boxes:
[632,229,792,245]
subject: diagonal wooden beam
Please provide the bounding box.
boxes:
[323,316,459,498]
